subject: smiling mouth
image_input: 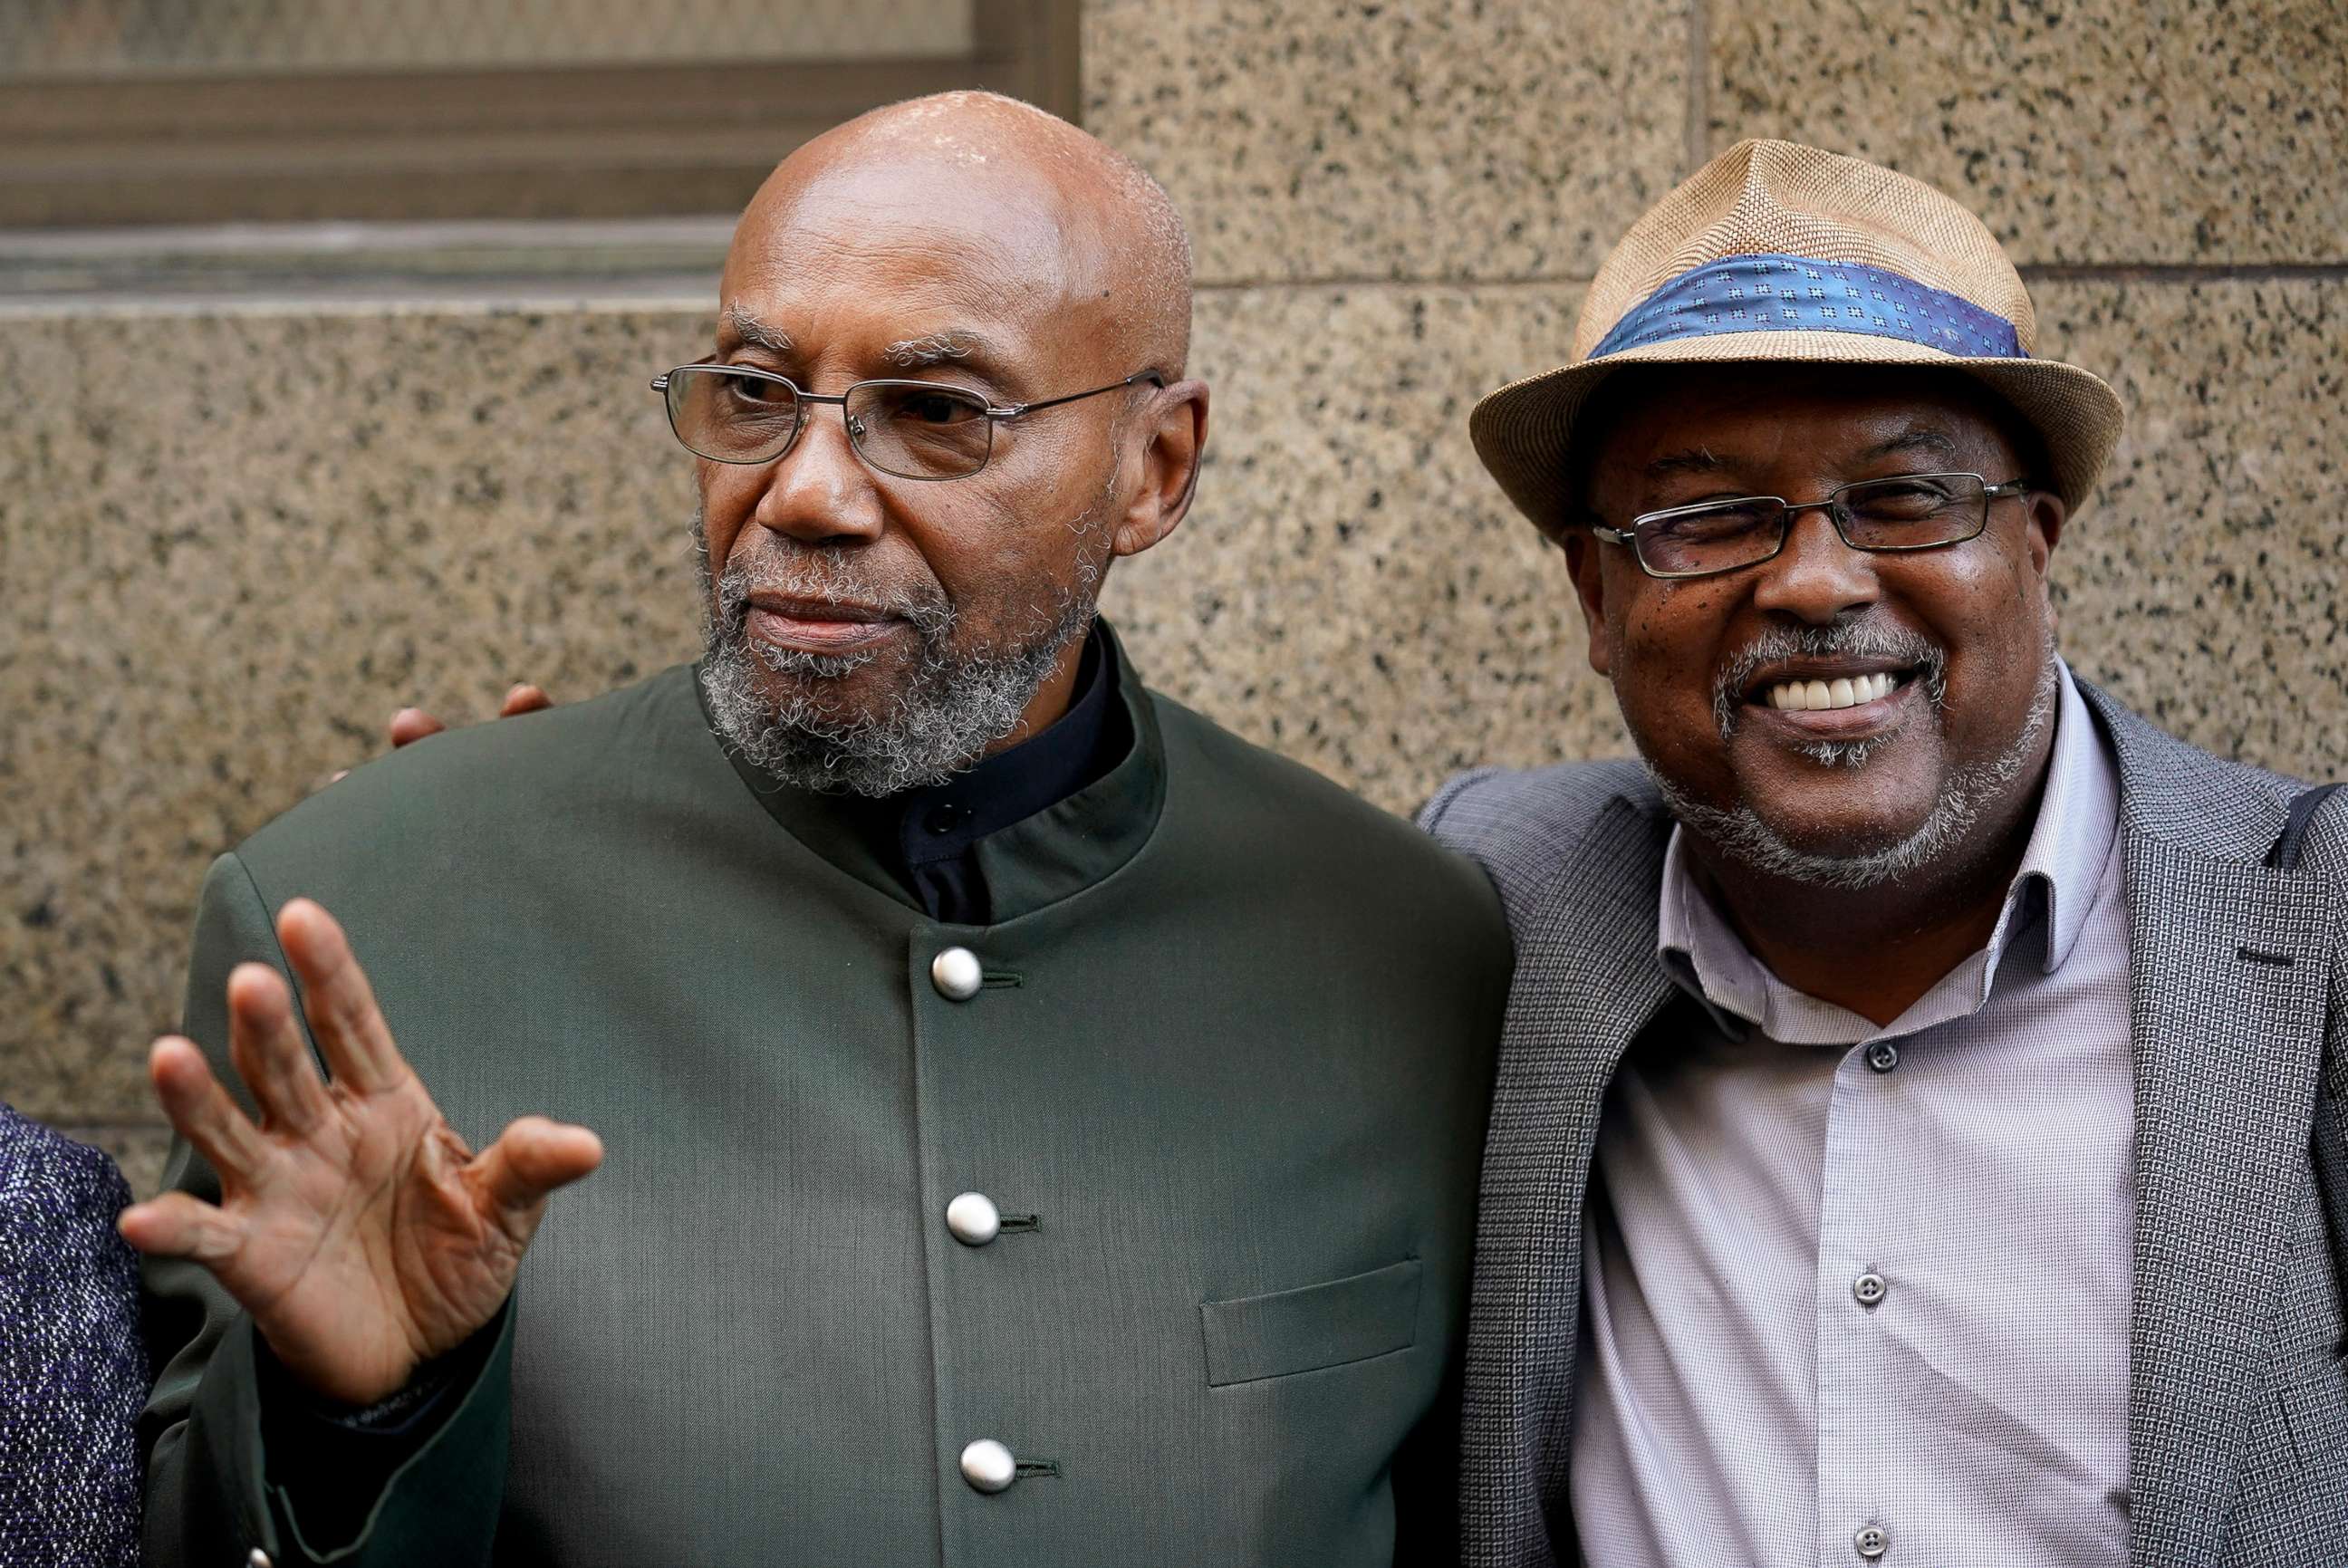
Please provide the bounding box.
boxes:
[1733,659,1935,725]
[1760,669,1911,712]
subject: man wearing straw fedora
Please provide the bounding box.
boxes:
[1428,139,2348,1567]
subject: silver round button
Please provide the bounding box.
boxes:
[1855,1525,1890,1559]
[960,1437,1017,1494]
[946,1191,1002,1246]
[931,947,983,1001]
[250,1552,275,1568]
[1852,1271,1889,1307]
[1865,1042,1900,1073]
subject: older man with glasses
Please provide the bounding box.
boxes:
[125,91,1509,1566]
[1429,140,2348,1567]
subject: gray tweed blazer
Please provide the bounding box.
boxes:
[1422,683,2348,1568]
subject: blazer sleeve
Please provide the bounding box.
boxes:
[0,1111,145,1567]
[139,851,515,1567]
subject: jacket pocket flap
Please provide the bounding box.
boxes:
[1199,1258,1422,1387]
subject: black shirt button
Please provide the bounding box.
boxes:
[925,803,968,836]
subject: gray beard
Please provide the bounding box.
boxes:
[694,515,1105,797]
[1641,626,2059,892]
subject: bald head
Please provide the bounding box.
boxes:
[727,91,1191,380]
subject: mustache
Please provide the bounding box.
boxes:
[712,545,954,642]
[1711,617,1949,737]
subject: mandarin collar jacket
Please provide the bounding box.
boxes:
[137,621,1512,1567]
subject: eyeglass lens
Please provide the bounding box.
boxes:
[1635,473,1992,576]
[663,367,996,480]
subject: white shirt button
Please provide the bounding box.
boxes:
[960,1437,1017,1494]
[946,1191,1002,1246]
[1855,1524,1890,1559]
[931,947,983,1001]
[1852,1271,1888,1307]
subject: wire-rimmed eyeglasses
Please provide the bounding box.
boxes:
[1588,472,2035,580]
[650,364,1165,482]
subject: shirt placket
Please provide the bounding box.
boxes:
[1814,1033,1906,1566]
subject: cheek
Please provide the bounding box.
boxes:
[1608,582,1739,755]
[1612,582,1731,691]
[698,465,765,562]
[1901,548,2052,721]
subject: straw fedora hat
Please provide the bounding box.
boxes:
[1470,139,2124,533]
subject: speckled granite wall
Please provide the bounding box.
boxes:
[8,0,2344,1192]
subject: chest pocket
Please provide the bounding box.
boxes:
[1199,1258,1422,1386]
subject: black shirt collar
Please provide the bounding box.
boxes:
[897,628,1116,870]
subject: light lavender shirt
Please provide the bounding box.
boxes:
[1573,664,2135,1568]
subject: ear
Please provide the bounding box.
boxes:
[1111,380,1210,560]
[1559,527,1616,678]
[2024,489,2066,576]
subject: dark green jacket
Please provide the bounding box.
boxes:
[140,634,1510,1566]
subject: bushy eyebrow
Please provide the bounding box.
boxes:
[718,306,794,358]
[883,332,982,370]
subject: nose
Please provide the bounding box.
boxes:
[747,403,887,545]
[1747,504,1880,623]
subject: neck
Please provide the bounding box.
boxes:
[1683,750,2054,1026]
[979,622,1092,759]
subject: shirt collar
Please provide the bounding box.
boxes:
[896,628,1115,870]
[1655,659,2122,1043]
[707,619,1162,925]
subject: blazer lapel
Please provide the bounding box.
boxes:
[1466,796,1676,1563]
[2123,836,2336,1568]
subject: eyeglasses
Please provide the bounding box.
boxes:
[650,364,1164,482]
[1589,472,2035,580]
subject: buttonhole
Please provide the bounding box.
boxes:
[2237,946,2295,968]
[996,1214,1040,1235]
[1014,1459,1061,1480]
[981,971,1024,989]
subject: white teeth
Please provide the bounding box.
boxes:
[1764,671,1901,712]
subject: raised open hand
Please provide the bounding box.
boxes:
[119,899,601,1406]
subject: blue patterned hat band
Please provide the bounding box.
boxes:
[1589,253,2026,362]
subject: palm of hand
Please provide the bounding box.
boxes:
[120,899,601,1408]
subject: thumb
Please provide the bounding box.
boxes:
[475,1115,604,1220]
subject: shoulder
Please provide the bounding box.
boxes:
[1416,755,1664,906]
[0,1105,140,1352]
[0,1104,132,1228]
[1143,689,1507,932]
[236,663,708,880]
[2079,679,2317,864]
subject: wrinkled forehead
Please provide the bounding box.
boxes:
[719,154,1108,370]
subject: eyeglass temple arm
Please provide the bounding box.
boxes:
[996,370,1166,418]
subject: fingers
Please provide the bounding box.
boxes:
[389,685,544,750]
[148,1036,274,1186]
[275,899,409,1095]
[118,1189,247,1265]
[387,707,446,748]
[499,683,551,717]
[226,963,334,1136]
[476,1116,604,1219]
